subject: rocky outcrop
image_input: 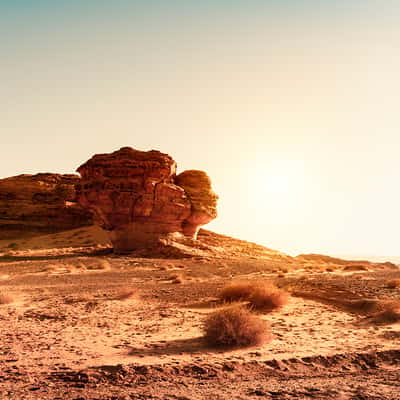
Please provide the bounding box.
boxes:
[175,170,218,237]
[75,147,218,253]
[0,173,93,240]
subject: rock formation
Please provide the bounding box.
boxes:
[75,147,218,252]
[0,173,92,240]
[175,170,218,237]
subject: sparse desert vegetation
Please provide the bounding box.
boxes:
[219,280,289,312]
[0,229,399,399]
[219,281,255,302]
[247,283,289,312]
[203,305,270,347]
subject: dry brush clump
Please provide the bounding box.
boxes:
[203,305,271,348]
[247,284,289,312]
[219,281,289,312]
[219,281,254,302]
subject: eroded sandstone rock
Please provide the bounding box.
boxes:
[175,170,218,237]
[76,147,218,252]
[0,173,92,239]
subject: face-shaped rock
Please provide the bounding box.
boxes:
[76,147,218,252]
[175,170,218,237]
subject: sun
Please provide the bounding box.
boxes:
[248,158,310,218]
[257,159,304,198]
[262,173,293,196]
[240,157,309,223]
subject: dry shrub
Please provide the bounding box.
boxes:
[386,279,400,289]
[219,281,289,312]
[248,284,289,312]
[219,281,255,302]
[203,305,270,348]
[0,293,14,305]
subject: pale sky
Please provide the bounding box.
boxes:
[1,1,400,257]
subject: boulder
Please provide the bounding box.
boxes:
[76,147,218,252]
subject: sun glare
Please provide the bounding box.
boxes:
[263,173,292,196]
[256,159,306,198]
[245,158,309,221]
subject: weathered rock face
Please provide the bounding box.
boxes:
[0,173,93,240]
[175,170,218,237]
[76,147,218,252]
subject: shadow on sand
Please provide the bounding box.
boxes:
[128,337,229,358]
[0,248,113,262]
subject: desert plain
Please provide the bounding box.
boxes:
[0,226,399,400]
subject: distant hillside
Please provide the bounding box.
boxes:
[0,225,396,273]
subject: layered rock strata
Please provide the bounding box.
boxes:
[75,147,218,252]
[0,173,92,240]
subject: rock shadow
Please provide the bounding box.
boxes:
[0,247,113,262]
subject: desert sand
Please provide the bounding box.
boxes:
[0,227,399,400]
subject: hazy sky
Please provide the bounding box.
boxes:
[1,1,400,257]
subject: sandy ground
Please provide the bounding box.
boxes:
[0,229,399,399]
